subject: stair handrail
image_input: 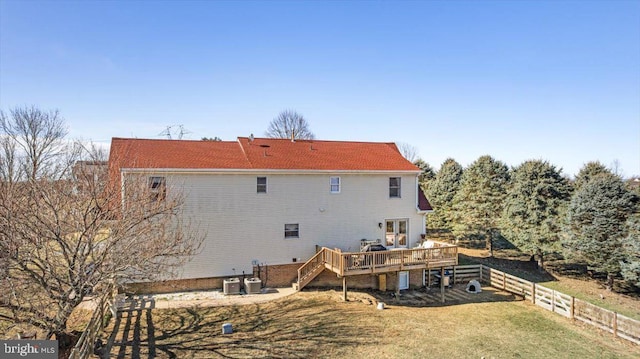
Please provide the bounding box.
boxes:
[297,247,328,290]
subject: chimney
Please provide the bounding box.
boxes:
[249,133,254,142]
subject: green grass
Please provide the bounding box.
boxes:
[102,290,639,358]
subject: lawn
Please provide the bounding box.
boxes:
[101,288,640,359]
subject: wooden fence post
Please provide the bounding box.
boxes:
[342,276,347,302]
[479,264,483,281]
[440,267,445,303]
[570,296,574,319]
[453,266,457,284]
[531,283,535,304]
[613,312,618,338]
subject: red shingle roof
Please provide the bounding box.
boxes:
[109,137,420,172]
[418,189,433,211]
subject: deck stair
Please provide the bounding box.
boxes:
[296,248,327,291]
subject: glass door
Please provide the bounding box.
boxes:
[385,219,408,248]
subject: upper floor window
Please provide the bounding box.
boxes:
[330,176,340,193]
[149,176,166,201]
[285,223,299,239]
[389,177,401,198]
[257,177,267,193]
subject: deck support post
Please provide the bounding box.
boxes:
[440,266,445,303]
[342,276,347,302]
[395,272,400,302]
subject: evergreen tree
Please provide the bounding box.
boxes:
[563,174,638,291]
[501,160,571,270]
[426,158,463,232]
[452,155,509,255]
[414,158,436,184]
[626,178,640,196]
[621,215,640,286]
[574,161,610,191]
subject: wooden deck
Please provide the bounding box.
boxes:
[297,242,458,290]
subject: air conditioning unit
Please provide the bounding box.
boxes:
[223,278,240,295]
[244,277,262,294]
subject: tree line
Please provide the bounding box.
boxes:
[418,156,639,292]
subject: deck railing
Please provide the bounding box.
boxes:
[296,242,458,290]
[325,243,458,276]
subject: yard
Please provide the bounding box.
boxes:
[457,246,640,321]
[100,286,640,359]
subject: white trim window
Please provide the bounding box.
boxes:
[284,223,299,239]
[257,176,267,193]
[330,176,340,193]
[389,177,401,198]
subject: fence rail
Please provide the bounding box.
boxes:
[68,284,119,359]
[473,264,640,345]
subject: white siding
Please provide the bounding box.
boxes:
[129,172,424,279]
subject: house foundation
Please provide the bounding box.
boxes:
[123,264,428,294]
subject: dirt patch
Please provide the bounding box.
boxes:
[118,287,296,310]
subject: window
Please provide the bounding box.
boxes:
[389,177,401,198]
[257,177,267,193]
[149,176,166,201]
[284,223,299,239]
[330,176,340,193]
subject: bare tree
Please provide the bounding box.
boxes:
[610,159,624,177]
[0,107,203,347]
[396,142,419,163]
[0,106,68,181]
[265,110,315,140]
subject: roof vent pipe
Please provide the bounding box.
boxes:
[249,133,254,142]
[291,130,295,142]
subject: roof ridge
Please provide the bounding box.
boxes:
[111,137,237,144]
[236,136,397,145]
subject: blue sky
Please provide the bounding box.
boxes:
[1,1,639,177]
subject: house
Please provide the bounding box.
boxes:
[109,136,456,293]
